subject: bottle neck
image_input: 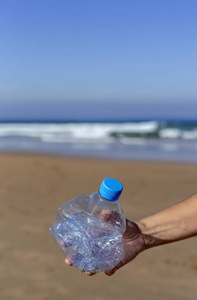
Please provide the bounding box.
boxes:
[98,191,118,204]
[89,192,119,208]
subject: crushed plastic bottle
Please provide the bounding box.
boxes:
[49,178,126,273]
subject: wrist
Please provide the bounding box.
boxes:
[136,218,168,249]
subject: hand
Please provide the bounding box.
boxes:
[104,219,146,275]
[65,219,146,276]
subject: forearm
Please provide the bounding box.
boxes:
[136,193,197,249]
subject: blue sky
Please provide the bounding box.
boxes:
[0,0,197,120]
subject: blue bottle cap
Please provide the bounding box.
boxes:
[99,178,123,201]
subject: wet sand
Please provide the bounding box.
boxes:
[0,152,197,300]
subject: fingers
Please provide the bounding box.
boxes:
[105,267,117,276]
[60,239,66,246]
[64,256,117,277]
[105,259,125,276]
[99,210,112,221]
[123,219,142,240]
[64,258,96,276]
[85,271,96,276]
[65,258,73,266]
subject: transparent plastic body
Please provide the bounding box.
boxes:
[49,192,126,273]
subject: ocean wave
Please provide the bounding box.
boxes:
[0,121,197,142]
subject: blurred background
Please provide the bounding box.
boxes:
[1,1,197,300]
[0,0,197,162]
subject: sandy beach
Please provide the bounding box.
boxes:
[0,152,197,300]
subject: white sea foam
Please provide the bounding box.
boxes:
[0,122,197,144]
[0,121,159,141]
[182,130,197,139]
[159,128,182,139]
[159,128,197,140]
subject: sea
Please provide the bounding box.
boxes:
[0,119,197,163]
